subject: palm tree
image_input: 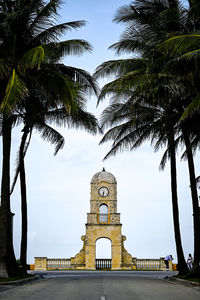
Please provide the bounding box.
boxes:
[0,0,98,277]
[96,68,189,275]
[14,111,65,273]
[11,28,99,272]
[159,0,200,118]
[12,85,98,273]
[94,0,194,275]
[155,0,200,275]
[180,122,200,276]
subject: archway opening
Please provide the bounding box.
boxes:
[96,238,112,270]
[99,204,108,223]
[96,238,111,259]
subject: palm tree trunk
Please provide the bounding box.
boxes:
[19,126,29,274]
[183,130,200,277]
[168,129,188,275]
[0,116,20,278]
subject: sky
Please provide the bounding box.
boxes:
[0,0,198,264]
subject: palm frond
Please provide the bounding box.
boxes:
[159,147,169,170]
[29,0,62,32]
[32,21,86,44]
[181,49,200,59]
[38,70,78,112]
[180,93,200,120]
[35,121,65,155]
[161,33,200,55]
[113,4,135,24]
[0,59,11,78]
[109,39,146,55]
[10,128,32,195]
[100,126,134,160]
[94,58,146,79]
[0,69,29,114]
[100,103,126,129]
[43,40,92,60]
[54,65,99,96]
[18,46,45,71]
[44,107,99,134]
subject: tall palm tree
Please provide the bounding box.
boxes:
[94,0,195,275]
[155,0,200,275]
[159,0,200,118]
[11,27,99,272]
[96,67,189,275]
[12,85,98,273]
[13,110,65,273]
[0,0,98,277]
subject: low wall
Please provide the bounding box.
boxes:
[34,257,71,270]
[47,258,71,269]
[35,257,173,271]
[133,257,173,271]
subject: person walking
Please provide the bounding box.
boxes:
[164,255,174,270]
[187,253,193,270]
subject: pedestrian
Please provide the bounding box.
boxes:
[187,253,193,270]
[164,254,174,270]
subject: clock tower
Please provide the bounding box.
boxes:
[71,168,134,270]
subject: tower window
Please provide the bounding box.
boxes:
[99,204,108,223]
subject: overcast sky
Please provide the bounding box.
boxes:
[1,0,198,264]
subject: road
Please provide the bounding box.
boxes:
[0,271,199,300]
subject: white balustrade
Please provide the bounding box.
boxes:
[47,258,71,269]
[135,258,164,270]
[35,257,168,270]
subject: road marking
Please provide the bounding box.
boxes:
[101,296,106,300]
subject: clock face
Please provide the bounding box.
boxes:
[98,186,109,197]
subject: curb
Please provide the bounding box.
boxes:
[0,275,41,286]
[166,276,200,288]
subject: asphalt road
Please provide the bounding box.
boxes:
[0,271,199,300]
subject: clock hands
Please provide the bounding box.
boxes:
[99,187,109,197]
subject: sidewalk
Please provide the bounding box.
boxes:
[166,276,200,288]
[0,275,41,286]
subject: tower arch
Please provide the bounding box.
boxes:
[96,237,112,259]
[99,204,108,223]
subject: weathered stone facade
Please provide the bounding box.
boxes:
[70,168,134,270]
[34,257,47,270]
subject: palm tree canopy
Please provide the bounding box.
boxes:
[0,0,97,114]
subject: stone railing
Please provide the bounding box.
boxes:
[96,259,112,270]
[132,257,173,271]
[35,257,71,270]
[47,258,71,270]
[34,256,173,271]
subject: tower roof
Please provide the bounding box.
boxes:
[91,168,117,184]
